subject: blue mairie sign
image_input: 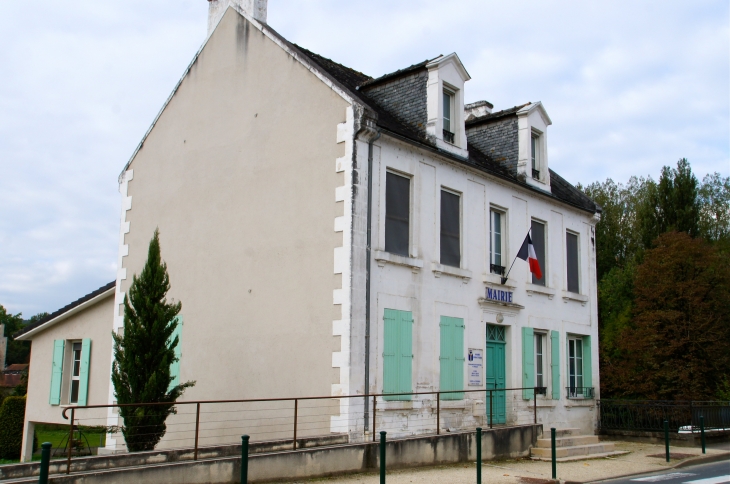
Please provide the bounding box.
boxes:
[478,286,524,309]
[486,287,513,303]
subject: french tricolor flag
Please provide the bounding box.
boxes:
[516,233,542,280]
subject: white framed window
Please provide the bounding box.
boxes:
[566,231,580,293]
[534,332,546,390]
[442,88,455,144]
[490,208,506,275]
[385,171,411,257]
[440,189,461,267]
[531,132,541,180]
[69,341,82,404]
[567,337,583,397]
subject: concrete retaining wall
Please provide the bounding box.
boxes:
[1,424,540,483]
[599,429,730,447]
[0,434,348,480]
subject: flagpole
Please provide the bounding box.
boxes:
[500,228,531,285]
[500,257,518,285]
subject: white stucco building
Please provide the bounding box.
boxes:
[16,0,601,460]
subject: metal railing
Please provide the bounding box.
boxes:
[566,387,595,399]
[57,386,545,475]
[443,129,455,144]
[598,400,730,433]
[490,264,506,276]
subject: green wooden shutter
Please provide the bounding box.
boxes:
[77,339,92,406]
[383,309,412,401]
[550,330,560,400]
[522,327,534,399]
[168,315,183,391]
[440,317,464,400]
[50,340,65,405]
[582,335,592,391]
[398,311,413,401]
[439,317,453,399]
[383,309,399,400]
[452,318,465,399]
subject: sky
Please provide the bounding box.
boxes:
[0,0,728,317]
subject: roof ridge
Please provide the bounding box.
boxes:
[466,103,531,125]
[358,58,433,89]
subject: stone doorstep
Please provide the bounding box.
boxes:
[553,428,582,438]
[536,436,600,448]
[532,443,617,458]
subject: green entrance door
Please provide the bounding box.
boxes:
[486,324,506,424]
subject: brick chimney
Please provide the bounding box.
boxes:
[208,0,267,35]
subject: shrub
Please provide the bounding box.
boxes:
[0,396,26,460]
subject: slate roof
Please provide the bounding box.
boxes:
[358,59,432,89]
[13,281,116,339]
[465,104,531,126]
[283,44,599,215]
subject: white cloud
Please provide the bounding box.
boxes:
[0,0,727,315]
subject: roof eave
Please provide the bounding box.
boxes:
[14,286,115,341]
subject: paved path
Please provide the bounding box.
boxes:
[276,441,728,484]
[597,460,730,484]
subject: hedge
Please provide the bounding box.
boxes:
[0,396,26,460]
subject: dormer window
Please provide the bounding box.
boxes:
[516,102,552,191]
[425,53,470,156]
[443,88,455,144]
[531,132,541,180]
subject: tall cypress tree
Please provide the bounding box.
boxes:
[111,229,194,451]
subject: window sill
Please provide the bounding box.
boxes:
[431,263,471,283]
[562,291,589,306]
[482,273,516,288]
[434,138,469,159]
[565,399,596,408]
[535,398,559,408]
[525,284,556,299]
[378,400,414,410]
[438,399,467,409]
[374,250,423,273]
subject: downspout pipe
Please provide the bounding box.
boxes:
[354,110,380,432]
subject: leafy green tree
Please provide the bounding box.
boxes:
[698,172,730,241]
[25,313,49,325]
[602,232,730,400]
[0,307,30,366]
[111,229,194,452]
[581,158,729,400]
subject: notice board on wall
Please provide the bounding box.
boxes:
[468,348,483,386]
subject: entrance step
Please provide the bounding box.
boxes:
[531,450,630,462]
[530,430,628,462]
[536,435,600,448]
[553,428,581,437]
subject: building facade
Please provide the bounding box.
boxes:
[16,0,600,460]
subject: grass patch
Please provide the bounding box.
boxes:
[35,424,106,451]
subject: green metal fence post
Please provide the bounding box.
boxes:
[664,420,670,462]
[380,431,387,484]
[476,427,482,484]
[700,416,705,454]
[241,435,250,484]
[39,442,51,484]
[551,427,556,479]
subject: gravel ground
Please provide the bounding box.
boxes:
[275,442,728,484]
